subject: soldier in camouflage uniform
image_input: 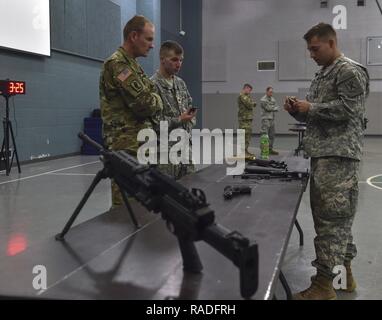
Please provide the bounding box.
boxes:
[284,23,369,300]
[100,15,163,207]
[260,86,279,155]
[237,83,256,158]
[151,41,196,179]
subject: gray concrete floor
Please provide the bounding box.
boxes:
[0,135,381,299]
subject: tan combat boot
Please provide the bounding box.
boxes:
[269,149,279,155]
[293,274,337,300]
[310,263,356,293]
[245,150,256,160]
[338,261,356,293]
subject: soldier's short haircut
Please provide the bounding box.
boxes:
[160,40,184,58]
[123,15,153,40]
[266,86,273,92]
[303,22,337,42]
[243,83,253,90]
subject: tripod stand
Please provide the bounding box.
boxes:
[1,95,21,176]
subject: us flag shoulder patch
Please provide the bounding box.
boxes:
[117,68,132,82]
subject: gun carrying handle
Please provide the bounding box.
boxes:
[177,236,203,273]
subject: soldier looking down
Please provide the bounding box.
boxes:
[99,15,163,208]
[151,40,196,179]
[285,23,369,300]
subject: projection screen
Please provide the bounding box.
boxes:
[0,0,50,56]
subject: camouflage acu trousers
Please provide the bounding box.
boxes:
[104,132,138,207]
[157,144,195,180]
[111,180,123,207]
[261,119,275,150]
[239,120,253,151]
[310,157,359,278]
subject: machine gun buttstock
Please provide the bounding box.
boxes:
[239,243,259,299]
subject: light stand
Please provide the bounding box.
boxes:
[0,80,22,176]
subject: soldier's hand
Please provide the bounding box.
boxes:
[179,110,196,122]
[284,96,298,113]
[294,100,312,113]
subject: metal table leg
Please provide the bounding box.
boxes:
[279,271,293,300]
[294,219,304,246]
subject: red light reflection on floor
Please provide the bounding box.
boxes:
[7,234,27,256]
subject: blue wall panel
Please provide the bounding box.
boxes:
[0,49,101,162]
[51,0,121,60]
[64,0,87,55]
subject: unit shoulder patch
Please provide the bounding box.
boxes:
[338,68,364,98]
[130,79,143,93]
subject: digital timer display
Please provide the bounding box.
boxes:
[0,80,26,97]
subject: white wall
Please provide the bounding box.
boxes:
[202,0,382,134]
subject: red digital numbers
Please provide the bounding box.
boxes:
[7,81,25,95]
[0,80,26,97]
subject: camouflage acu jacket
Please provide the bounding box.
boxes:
[99,47,162,153]
[238,93,256,121]
[150,71,195,135]
[291,55,369,160]
[260,95,279,120]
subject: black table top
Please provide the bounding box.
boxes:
[0,156,309,300]
[175,157,309,299]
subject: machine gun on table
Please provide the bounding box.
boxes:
[246,159,287,170]
[56,133,259,299]
[234,165,310,188]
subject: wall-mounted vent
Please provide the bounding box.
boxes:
[367,36,382,65]
[357,0,365,6]
[320,1,328,8]
[257,61,276,71]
